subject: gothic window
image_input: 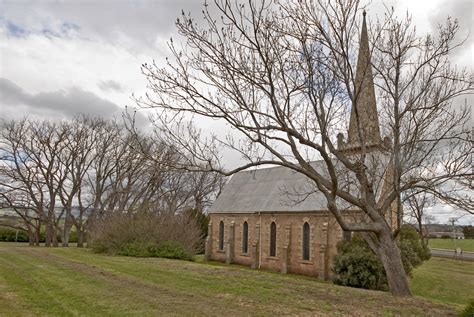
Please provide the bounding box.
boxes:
[270,222,277,257]
[242,221,249,254]
[302,222,310,261]
[219,221,224,251]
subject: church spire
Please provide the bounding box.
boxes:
[347,11,382,148]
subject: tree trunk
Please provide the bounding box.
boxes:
[45,222,52,247]
[376,231,411,296]
[62,212,72,247]
[35,227,40,246]
[77,229,84,248]
[52,228,59,247]
[62,224,71,247]
[28,229,34,246]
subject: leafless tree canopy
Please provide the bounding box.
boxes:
[136,0,473,296]
[0,116,223,248]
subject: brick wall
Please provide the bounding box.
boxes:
[207,212,346,279]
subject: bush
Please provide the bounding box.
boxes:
[0,226,79,244]
[185,209,209,253]
[332,236,387,291]
[460,299,474,317]
[68,230,78,243]
[333,225,430,291]
[0,227,29,242]
[398,225,431,277]
[154,240,192,260]
[117,241,191,260]
[88,210,200,260]
[118,242,154,257]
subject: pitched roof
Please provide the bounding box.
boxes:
[209,152,391,214]
[208,161,329,213]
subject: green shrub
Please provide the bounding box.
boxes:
[333,236,387,290]
[398,225,431,277]
[333,225,430,291]
[68,230,78,243]
[0,227,29,242]
[114,240,192,260]
[118,242,155,257]
[154,240,192,260]
[460,299,474,317]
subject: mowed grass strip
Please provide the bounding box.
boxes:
[411,257,474,309]
[0,247,195,316]
[0,243,461,316]
[429,238,474,252]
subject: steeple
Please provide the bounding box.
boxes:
[346,11,382,149]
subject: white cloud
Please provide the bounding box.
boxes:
[425,204,474,225]
[1,0,471,119]
[0,28,153,114]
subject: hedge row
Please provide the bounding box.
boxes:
[0,227,78,243]
[0,228,29,242]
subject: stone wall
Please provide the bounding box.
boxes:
[207,212,345,279]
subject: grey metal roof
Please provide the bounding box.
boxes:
[208,154,390,214]
[209,162,327,213]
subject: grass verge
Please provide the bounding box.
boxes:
[411,257,474,310]
[0,242,468,316]
[429,238,474,252]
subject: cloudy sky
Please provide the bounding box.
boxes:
[0,0,472,224]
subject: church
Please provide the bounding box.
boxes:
[205,13,396,280]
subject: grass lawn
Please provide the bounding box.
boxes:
[429,238,474,252]
[0,243,470,316]
[411,257,474,310]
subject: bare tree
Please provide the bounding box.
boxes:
[136,0,473,295]
[0,121,41,245]
[56,116,99,246]
[0,119,77,246]
[95,126,223,216]
[28,121,70,246]
[1,116,224,250]
[124,113,226,215]
[404,190,434,246]
[371,10,473,225]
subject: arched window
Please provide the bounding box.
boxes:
[302,222,310,261]
[270,222,277,257]
[242,221,248,254]
[218,221,224,251]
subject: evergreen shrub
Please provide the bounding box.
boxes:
[333,224,430,290]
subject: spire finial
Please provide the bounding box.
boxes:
[363,10,366,17]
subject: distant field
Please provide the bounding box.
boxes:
[0,243,470,316]
[429,238,474,252]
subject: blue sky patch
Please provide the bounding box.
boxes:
[2,17,80,39]
[41,21,80,38]
[6,21,27,37]
[61,22,80,33]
